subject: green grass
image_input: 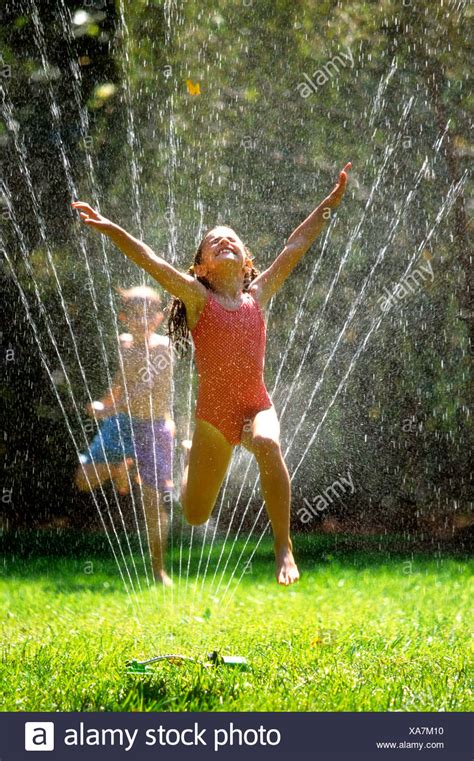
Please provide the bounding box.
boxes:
[0,531,472,712]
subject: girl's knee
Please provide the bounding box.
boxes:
[181,490,214,526]
[251,435,281,461]
[185,511,208,526]
[183,501,210,526]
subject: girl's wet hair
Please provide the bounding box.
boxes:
[167,227,259,356]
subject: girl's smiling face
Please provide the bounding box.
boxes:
[196,227,247,278]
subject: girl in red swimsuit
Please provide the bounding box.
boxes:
[72,162,351,585]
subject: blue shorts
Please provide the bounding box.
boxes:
[79,413,173,491]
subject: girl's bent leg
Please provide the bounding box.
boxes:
[241,406,299,585]
[181,419,233,525]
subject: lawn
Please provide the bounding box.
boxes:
[0,531,472,712]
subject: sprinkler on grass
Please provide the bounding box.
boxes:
[208,651,250,669]
[126,651,249,674]
[126,660,153,674]
[126,654,197,674]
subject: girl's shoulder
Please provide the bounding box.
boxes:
[246,285,267,318]
[187,287,212,331]
[185,281,210,331]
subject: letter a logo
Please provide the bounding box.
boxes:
[25,722,55,751]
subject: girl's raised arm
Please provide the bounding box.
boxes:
[250,163,351,308]
[71,202,204,308]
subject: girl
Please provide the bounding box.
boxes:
[72,161,351,585]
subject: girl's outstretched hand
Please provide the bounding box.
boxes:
[328,162,352,208]
[71,201,114,233]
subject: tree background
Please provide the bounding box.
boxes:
[1,0,472,545]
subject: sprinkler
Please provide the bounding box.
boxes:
[126,654,197,674]
[208,651,250,669]
[126,650,249,674]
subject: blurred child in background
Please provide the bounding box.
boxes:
[75,286,175,586]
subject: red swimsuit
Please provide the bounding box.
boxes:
[191,290,273,445]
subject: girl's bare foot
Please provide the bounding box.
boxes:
[154,568,173,587]
[275,545,300,586]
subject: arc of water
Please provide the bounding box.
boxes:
[2,119,144,600]
[212,93,420,593]
[176,206,204,607]
[279,115,463,463]
[282,172,428,457]
[56,0,154,586]
[219,172,468,609]
[368,58,398,127]
[209,99,417,599]
[0,234,142,617]
[198,76,414,601]
[165,100,179,267]
[182,214,208,601]
[205,121,412,603]
[181,348,196,601]
[291,172,468,479]
[2,141,146,600]
[1,97,144,596]
[116,0,173,599]
[213,69,411,536]
[25,5,147,590]
[216,158,425,600]
[164,0,190,605]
